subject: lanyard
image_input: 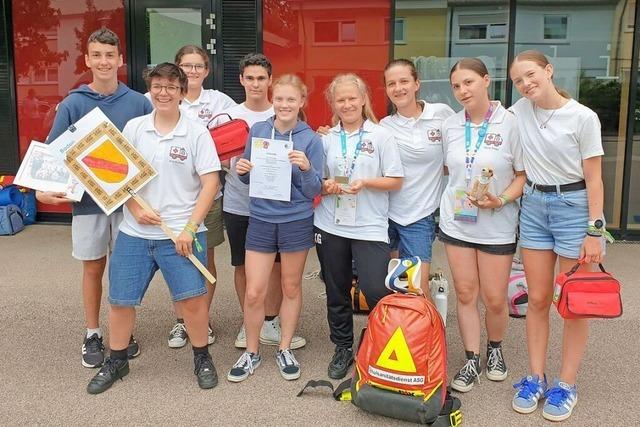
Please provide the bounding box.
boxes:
[340,125,364,178]
[464,104,493,185]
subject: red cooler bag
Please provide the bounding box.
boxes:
[553,262,622,319]
[208,113,249,161]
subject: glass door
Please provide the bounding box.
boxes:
[129,0,215,92]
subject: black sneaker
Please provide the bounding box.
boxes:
[275,348,300,380]
[194,353,218,389]
[127,336,141,359]
[451,354,481,393]
[82,333,105,368]
[486,344,508,381]
[328,347,353,380]
[86,357,129,394]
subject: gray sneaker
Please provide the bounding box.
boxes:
[275,348,300,381]
[260,317,307,349]
[168,321,188,348]
[227,351,261,383]
[451,354,482,393]
[234,324,247,349]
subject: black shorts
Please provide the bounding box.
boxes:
[223,212,281,266]
[438,230,517,255]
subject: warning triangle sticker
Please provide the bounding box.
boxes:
[375,327,416,373]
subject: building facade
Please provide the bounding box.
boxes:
[1,0,639,238]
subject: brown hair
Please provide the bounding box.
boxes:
[450,57,489,80]
[325,73,378,126]
[271,74,308,121]
[87,28,121,54]
[174,45,210,70]
[145,62,188,95]
[511,50,571,99]
[384,58,419,82]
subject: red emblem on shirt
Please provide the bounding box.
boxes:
[484,133,503,147]
[198,108,213,120]
[169,146,188,161]
[427,129,442,142]
[360,140,375,154]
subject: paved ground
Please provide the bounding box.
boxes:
[0,224,638,426]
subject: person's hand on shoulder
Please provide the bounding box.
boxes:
[316,125,331,136]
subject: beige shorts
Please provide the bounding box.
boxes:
[204,198,225,249]
[71,212,124,260]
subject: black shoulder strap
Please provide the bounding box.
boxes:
[296,379,353,401]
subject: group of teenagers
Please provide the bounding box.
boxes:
[36,28,610,422]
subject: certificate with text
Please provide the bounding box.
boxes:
[249,137,292,202]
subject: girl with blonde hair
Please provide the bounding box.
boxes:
[314,73,404,380]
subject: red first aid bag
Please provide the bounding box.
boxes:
[553,262,622,319]
[350,293,450,424]
[208,113,249,161]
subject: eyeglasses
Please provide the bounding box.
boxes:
[149,84,180,95]
[179,63,206,72]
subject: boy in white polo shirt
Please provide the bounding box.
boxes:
[87,63,221,394]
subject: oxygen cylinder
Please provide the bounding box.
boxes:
[429,271,449,326]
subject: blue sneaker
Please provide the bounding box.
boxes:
[542,379,578,422]
[512,374,547,414]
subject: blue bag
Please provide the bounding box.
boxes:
[0,204,25,235]
[0,185,23,206]
[20,190,37,225]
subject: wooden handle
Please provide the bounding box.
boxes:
[129,193,216,284]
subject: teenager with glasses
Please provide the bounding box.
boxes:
[157,45,237,350]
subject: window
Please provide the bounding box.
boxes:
[395,18,405,44]
[543,15,568,40]
[314,20,356,44]
[458,14,507,40]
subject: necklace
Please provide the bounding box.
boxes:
[534,104,557,129]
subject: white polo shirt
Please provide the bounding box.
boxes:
[380,101,455,226]
[439,101,524,245]
[509,98,603,185]
[119,112,221,240]
[314,120,404,242]
[219,103,275,217]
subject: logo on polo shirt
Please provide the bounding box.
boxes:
[360,140,375,154]
[169,146,188,162]
[484,133,503,148]
[198,108,213,121]
[427,129,442,142]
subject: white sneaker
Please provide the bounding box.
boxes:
[260,317,306,350]
[234,324,247,349]
[168,322,188,348]
[207,324,216,345]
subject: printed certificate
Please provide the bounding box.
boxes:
[249,137,292,202]
[14,141,84,201]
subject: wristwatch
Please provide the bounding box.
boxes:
[589,218,604,230]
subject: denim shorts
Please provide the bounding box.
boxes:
[245,215,314,253]
[388,214,436,262]
[108,231,208,306]
[519,184,588,259]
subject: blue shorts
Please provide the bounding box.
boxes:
[245,216,314,253]
[108,231,208,306]
[388,214,436,262]
[519,184,588,259]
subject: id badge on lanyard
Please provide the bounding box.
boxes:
[334,127,363,226]
[453,105,493,224]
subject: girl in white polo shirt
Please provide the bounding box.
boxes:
[164,45,237,349]
[509,50,608,422]
[439,58,525,393]
[315,73,404,380]
[380,59,455,295]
